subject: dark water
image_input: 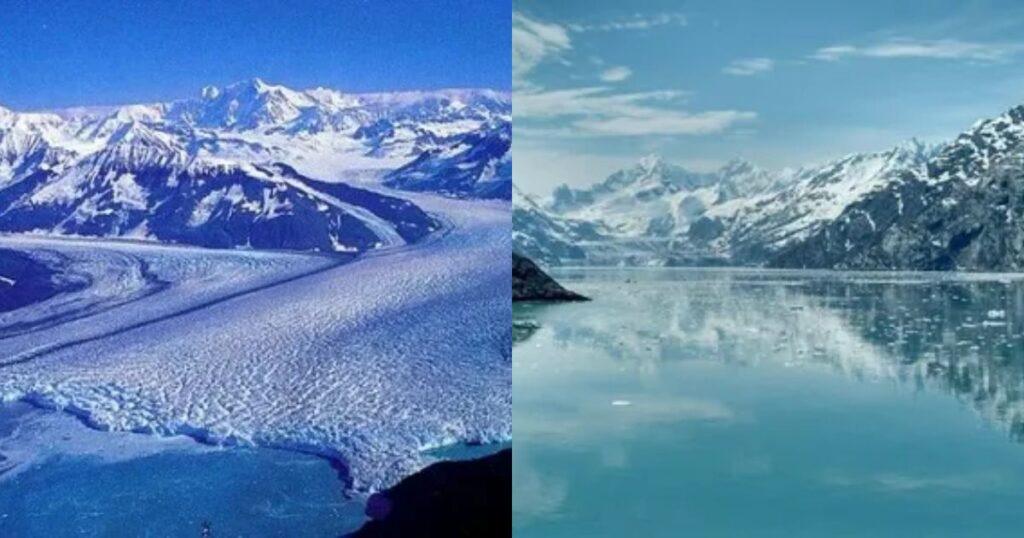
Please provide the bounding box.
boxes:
[514,268,1024,537]
[0,403,365,538]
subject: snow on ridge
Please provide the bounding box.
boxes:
[0,78,507,253]
[0,79,509,170]
[521,137,944,265]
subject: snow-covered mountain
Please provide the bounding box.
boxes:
[518,102,1024,271]
[549,154,779,238]
[772,105,1024,270]
[512,184,609,265]
[722,139,938,262]
[514,153,791,265]
[0,79,510,252]
[514,138,949,267]
[384,121,511,199]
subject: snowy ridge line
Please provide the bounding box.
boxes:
[320,203,458,266]
[0,254,349,368]
[0,79,509,253]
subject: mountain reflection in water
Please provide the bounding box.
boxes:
[514,269,1024,442]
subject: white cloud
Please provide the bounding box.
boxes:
[515,87,686,119]
[599,66,633,82]
[811,38,1024,62]
[512,11,571,86]
[512,12,753,142]
[574,110,757,136]
[515,86,756,137]
[722,57,775,76]
[568,12,687,32]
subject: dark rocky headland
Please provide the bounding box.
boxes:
[347,449,511,538]
[513,253,588,302]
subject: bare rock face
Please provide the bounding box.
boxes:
[512,253,588,302]
[348,449,511,538]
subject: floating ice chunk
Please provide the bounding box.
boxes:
[612,400,632,407]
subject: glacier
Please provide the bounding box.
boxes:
[0,195,511,492]
[0,79,512,494]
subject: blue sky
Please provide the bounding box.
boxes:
[0,0,510,110]
[514,0,1024,194]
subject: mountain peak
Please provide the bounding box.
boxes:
[201,85,221,100]
[175,79,316,130]
[217,78,292,98]
[718,158,756,175]
[111,104,164,123]
[231,77,272,92]
[637,153,665,171]
[889,138,944,165]
[892,137,926,154]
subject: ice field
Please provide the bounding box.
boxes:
[0,196,511,492]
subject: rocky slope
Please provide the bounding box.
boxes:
[349,449,511,538]
[770,106,1024,270]
[511,105,1024,272]
[512,185,597,265]
[384,122,510,199]
[513,253,587,302]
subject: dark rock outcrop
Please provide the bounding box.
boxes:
[348,449,511,538]
[512,253,588,302]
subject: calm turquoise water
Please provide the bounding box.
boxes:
[0,402,365,537]
[514,268,1024,537]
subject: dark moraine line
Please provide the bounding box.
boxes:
[0,253,352,369]
[347,449,511,538]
